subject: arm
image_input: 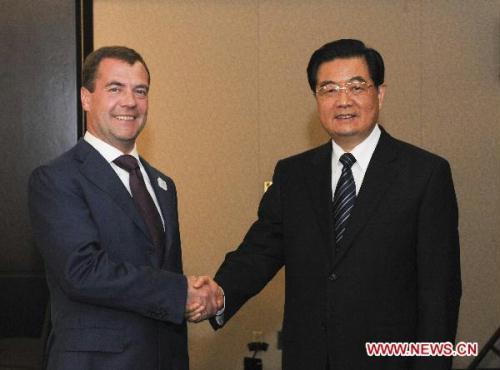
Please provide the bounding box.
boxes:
[28,165,188,324]
[414,159,462,369]
[211,161,286,328]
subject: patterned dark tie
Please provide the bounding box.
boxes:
[333,153,357,246]
[114,155,165,248]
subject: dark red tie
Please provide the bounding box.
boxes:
[114,155,165,248]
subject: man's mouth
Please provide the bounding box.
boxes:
[114,115,136,121]
[335,113,357,120]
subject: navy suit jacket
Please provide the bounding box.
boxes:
[213,128,461,370]
[29,140,189,370]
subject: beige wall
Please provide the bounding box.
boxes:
[94,1,500,368]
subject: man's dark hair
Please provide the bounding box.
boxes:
[307,39,384,92]
[82,46,150,92]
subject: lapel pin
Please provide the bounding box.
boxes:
[157,177,168,191]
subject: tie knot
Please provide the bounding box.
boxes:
[114,155,139,172]
[339,153,356,169]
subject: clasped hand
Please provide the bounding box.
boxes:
[185,276,224,323]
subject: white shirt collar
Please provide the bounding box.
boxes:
[83,131,140,163]
[331,124,381,171]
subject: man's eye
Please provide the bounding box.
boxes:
[108,87,120,93]
[136,89,148,96]
[323,85,338,94]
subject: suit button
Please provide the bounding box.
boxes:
[328,272,338,281]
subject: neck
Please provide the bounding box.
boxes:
[86,130,136,154]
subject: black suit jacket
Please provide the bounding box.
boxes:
[213,128,461,370]
[29,140,189,370]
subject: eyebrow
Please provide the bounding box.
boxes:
[318,76,368,87]
[105,81,125,88]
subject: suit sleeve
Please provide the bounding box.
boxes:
[414,159,462,370]
[28,165,187,324]
[211,161,286,328]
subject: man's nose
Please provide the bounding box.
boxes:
[120,89,137,107]
[336,88,352,106]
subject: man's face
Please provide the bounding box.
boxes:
[81,58,149,153]
[315,57,385,151]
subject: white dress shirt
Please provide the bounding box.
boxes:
[84,131,165,228]
[331,124,381,199]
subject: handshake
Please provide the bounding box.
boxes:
[185,276,224,323]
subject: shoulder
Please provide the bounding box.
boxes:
[380,129,451,169]
[377,130,454,191]
[28,144,93,201]
[276,142,331,171]
[30,141,87,179]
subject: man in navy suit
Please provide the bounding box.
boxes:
[208,39,461,370]
[29,46,222,370]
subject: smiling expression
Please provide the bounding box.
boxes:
[81,58,149,153]
[315,57,385,151]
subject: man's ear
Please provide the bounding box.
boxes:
[81,87,91,112]
[377,84,386,110]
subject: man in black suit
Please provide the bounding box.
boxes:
[29,46,222,370]
[208,39,461,369]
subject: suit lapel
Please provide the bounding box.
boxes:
[303,143,335,260]
[332,129,400,267]
[75,140,151,243]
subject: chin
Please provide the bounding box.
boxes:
[337,130,360,137]
[329,126,359,137]
[117,125,142,137]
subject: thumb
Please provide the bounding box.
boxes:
[193,275,210,289]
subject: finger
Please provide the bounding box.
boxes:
[187,312,203,322]
[185,302,203,314]
[192,276,210,289]
[216,295,224,310]
[193,309,208,322]
[190,305,205,316]
[185,305,204,318]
